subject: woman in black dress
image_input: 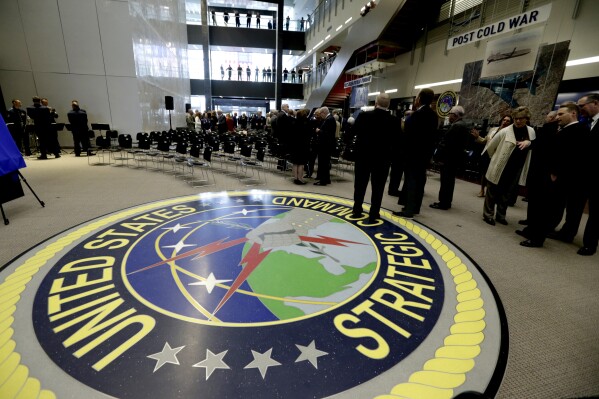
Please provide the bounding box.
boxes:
[290,109,312,184]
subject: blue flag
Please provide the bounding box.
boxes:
[0,114,26,176]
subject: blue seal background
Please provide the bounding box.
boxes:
[32,195,444,399]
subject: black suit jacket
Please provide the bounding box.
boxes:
[67,109,89,135]
[550,122,590,184]
[353,108,400,163]
[318,114,336,154]
[26,104,51,131]
[404,105,438,167]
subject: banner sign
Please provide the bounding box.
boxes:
[447,3,551,50]
[344,75,372,89]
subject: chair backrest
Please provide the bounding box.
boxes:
[224,140,236,154]
[256,147,266,162]
[189,144,201,158]
[118,134,132,149]
[138,136,151,150]
[96,136,110,149]
[203,146,212,162]
[175,141,188,155]
[157,137,171,152]
[240,144,252,158]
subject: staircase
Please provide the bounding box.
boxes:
[306,0,448,109]
[323,76,350,109]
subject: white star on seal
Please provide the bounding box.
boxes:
[193,349,230,380]
[241,209,248,215]
[162,223,190,233]
[163,240,195,254]
[235,198,245,203]
[147,342,185,372]
[295,340,328,369]
[244,348,281,379]
[189,272,232,294]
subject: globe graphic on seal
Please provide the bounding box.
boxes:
[123,207,378,325]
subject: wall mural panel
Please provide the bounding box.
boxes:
[458,40,570,126]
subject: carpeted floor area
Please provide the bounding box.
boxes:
[1,154,598,398]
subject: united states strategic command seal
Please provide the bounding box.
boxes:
[1,191,507,399]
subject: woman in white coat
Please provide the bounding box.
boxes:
[472,114,513,196]
[483,106,536,225]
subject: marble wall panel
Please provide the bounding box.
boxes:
[18,0,69,73]
[0,0,31,71]
[59,0,105,75]
[97,0,136,77]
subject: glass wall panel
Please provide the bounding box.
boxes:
[130,0,190,131]
[210,50,273,81]
[188,46,204,79]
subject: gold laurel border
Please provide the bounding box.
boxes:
[0,192,489,398]
[0,195,199,399]
[373,212,487,399]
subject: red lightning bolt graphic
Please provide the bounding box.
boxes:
[127,237,248,275]
[210,242,271,319]
[298,235,365,247]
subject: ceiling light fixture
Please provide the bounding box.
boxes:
[566,55,599,66]
[414,78,462,89]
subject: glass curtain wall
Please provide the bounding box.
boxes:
[130,0,190,132]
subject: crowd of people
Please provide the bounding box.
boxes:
[378,90,597,257]
[6,90,596,257]
[210,9,310,31]
[219,65,303,83]
[5,96,95,159]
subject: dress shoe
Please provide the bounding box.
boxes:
[495,218,508,225]
[87,151,95,156]
[520,239,543,248]
[515,229,530,239]
[37,156,48,160]
[429,202,450,210]
[388,191,400,197]
[54,154,61,158]
[577,247,596,256]
[392,211,413,219]
[313,181,328,186]
[75,153,81,157]
[293,179,306,185]
[518,219,529,225]
[477,191,485,198]
[483,217,495,226]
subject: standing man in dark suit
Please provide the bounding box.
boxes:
[26,96,53,159]
[517,110,561,248]
[314,107,336,186]
[6,99,30,156]
[352,93,401,222]
[67,100,93,157]
[41,98,61,157]
[430,105,472,210]
[393,88,438,218]
[576,93,599,256]
[546,102,590,244]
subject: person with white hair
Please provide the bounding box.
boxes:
[351,93,401,222]
[430,105,472,210]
